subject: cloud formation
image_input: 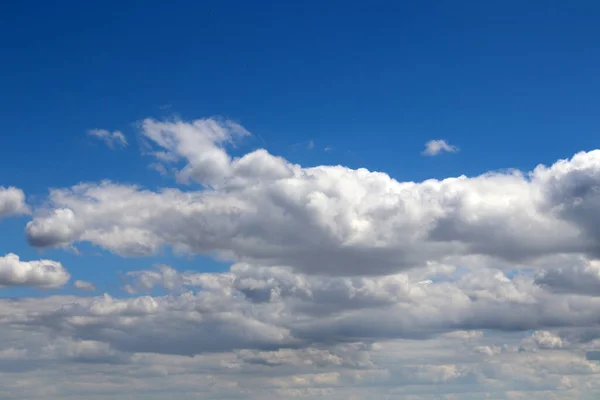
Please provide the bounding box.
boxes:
[141,118,251,185]
[74,280,97,292]
[422,139,459,156]
[87,129,128,149]
[2,257,600,398]
[0,186,29,218]
[6,117,600,398]
[17,257,600,357]
[0,253,69,288]
[23,119,600,278]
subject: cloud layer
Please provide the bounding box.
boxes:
[3,258,600,398]
[4,117,600,398]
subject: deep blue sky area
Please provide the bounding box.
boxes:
[1,0,600,294]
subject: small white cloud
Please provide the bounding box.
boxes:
[87,129,128,149]
[0,186,29,218]
[307,140,315,150]
[73,280,97,292]
[422,139,459,156]
[0,253,70,288]
[530,330,565,349]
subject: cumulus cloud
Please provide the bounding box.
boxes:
[535,256,600,296]
[2,277,600,398]
[0,253,70,288]
[87,129,128,149]
[23,119,600,277]
[1,259,600,397]
[140,118,252,186]
[15,259,600,358]
[530,331,566,349]
[422,139,459,156]
[35,292,294,356]
[11,116,600,398]
[0,186,29,217]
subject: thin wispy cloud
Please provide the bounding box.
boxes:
[289,139,317,151]
[422,139,459,156]
[87,129,128,149]
[73,279,97,292]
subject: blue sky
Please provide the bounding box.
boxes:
[3,0,600,186]
[2,1,600,398]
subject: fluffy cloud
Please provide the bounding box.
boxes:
[535,256,600,296]
[9,117,600,398]
[3,283,600,399]
[29,292,294,356]
[422,139,459,156]
[15,259,600,357]
[87,129,128,149]
[2,258,600,398]
[529,331,566,349]
[0,253,70,288]
[0,186,29,218]
[23,118,600,277]
[140,118,252,185]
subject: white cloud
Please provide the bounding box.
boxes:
[14,259,600,357]
[0,186,29,217]
[11,117,600,398]
[87,129,128,149]
[0,257,598,399]
[2,278,600,398]
[140,118,251,186]
[0,253,69,288]
[23,120,600,277]
[422,139,459,156]
[529,331,566,349]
